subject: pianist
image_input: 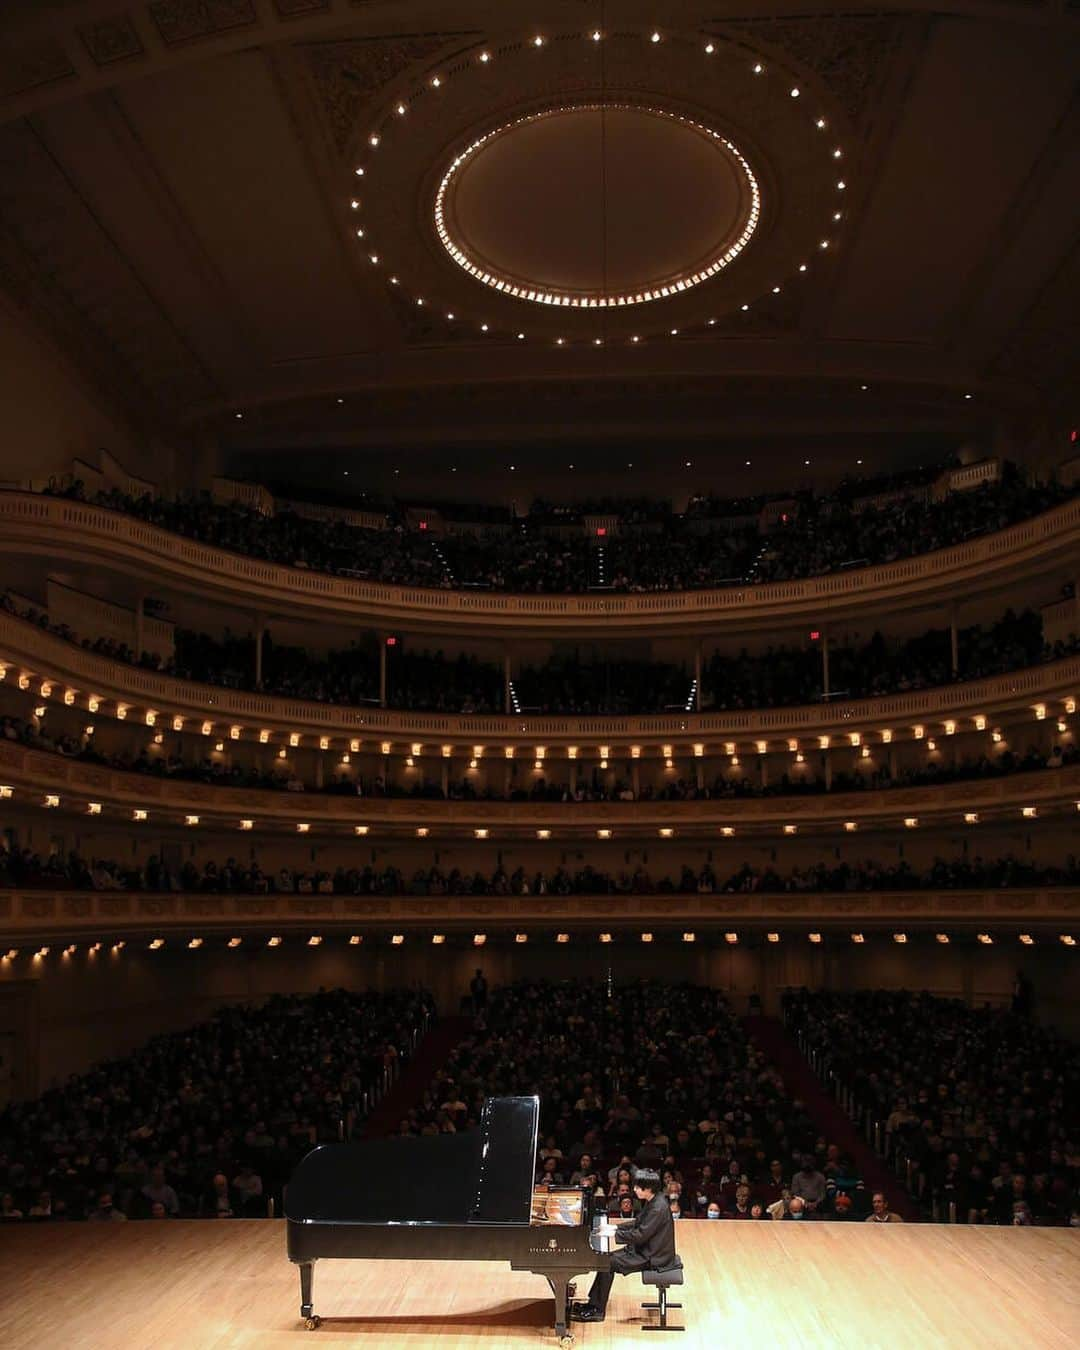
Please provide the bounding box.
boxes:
[572,1171,676,1324]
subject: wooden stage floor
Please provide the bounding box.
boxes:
[1,1220,1077,1350]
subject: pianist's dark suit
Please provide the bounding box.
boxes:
[586,1192,677,1314]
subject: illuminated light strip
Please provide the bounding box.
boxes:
[433,103,762,309]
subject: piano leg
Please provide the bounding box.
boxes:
[545,1274,575,1347]
[299,1262,321,1330]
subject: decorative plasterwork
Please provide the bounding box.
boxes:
[720,14,912,134]
[275,0,330,16]
[147,0,257,48]
[79,16,145,67]
[304,35,465,153]
[2,887,1078,941]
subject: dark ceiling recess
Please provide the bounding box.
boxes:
[0,3,1074,483]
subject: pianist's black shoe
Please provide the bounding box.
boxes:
[571,1305,605,1323]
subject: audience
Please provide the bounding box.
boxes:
[397,977,871,1221]
[2,839,1076,898]
[784,989,1080,1225]
[4,590,1075,719]
[0,988,433,1221]
[38,461,1074,595]
[4,702,1076,809]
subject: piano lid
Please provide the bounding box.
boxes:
[284,1095,539,1227]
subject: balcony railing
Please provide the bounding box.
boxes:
[1,886,1076,940]
[2,490,1078,634]
[1,608,1077,746]
[1,737,1076,833]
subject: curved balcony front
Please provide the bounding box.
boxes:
[2,608,1077,749]
[2,491,1078,636]
[0,885,1076,944]
[1,738,1076,838]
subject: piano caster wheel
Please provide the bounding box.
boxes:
[304,1316,322,1331]
[559,1334,575,1349]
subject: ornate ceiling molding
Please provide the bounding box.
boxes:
[347,28,853,346]
[146,1,257,48]
[304,33,475,153]
[720,14,914,137]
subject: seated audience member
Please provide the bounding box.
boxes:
[87,1192,126,1223]
[727,1183,754,1219]
[202,1173,239,1219]
[140,1165,180,1218]
[791,1155,828,1214]
[232,1164,264,1217]
[865,1191,904,1223]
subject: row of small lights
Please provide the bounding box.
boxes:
[3,785,1077,835]
[5,931,1075,961]
[6,667,1072,759]
[353,31,845,340]
[433,103,762,307]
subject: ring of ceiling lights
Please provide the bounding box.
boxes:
[432,103,762,309]
[346,29,854,344]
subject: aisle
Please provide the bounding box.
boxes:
[362,1015,474,1137]
[743,1014,919,1221]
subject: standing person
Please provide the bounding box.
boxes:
[572,1172,676,1324]
[469,968,488,1015]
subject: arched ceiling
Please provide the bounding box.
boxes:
[0,0,1076,473]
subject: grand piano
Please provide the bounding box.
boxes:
[285,1095,611,1345]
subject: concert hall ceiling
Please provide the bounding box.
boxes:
[0,1,1076,462]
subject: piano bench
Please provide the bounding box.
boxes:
[640,1264,684,1332]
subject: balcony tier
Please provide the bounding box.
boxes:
[1,739,1076,836]
[2,609,1077,747]
[2,490,1078,636]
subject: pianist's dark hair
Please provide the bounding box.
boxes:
[634,1172,660,1195]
